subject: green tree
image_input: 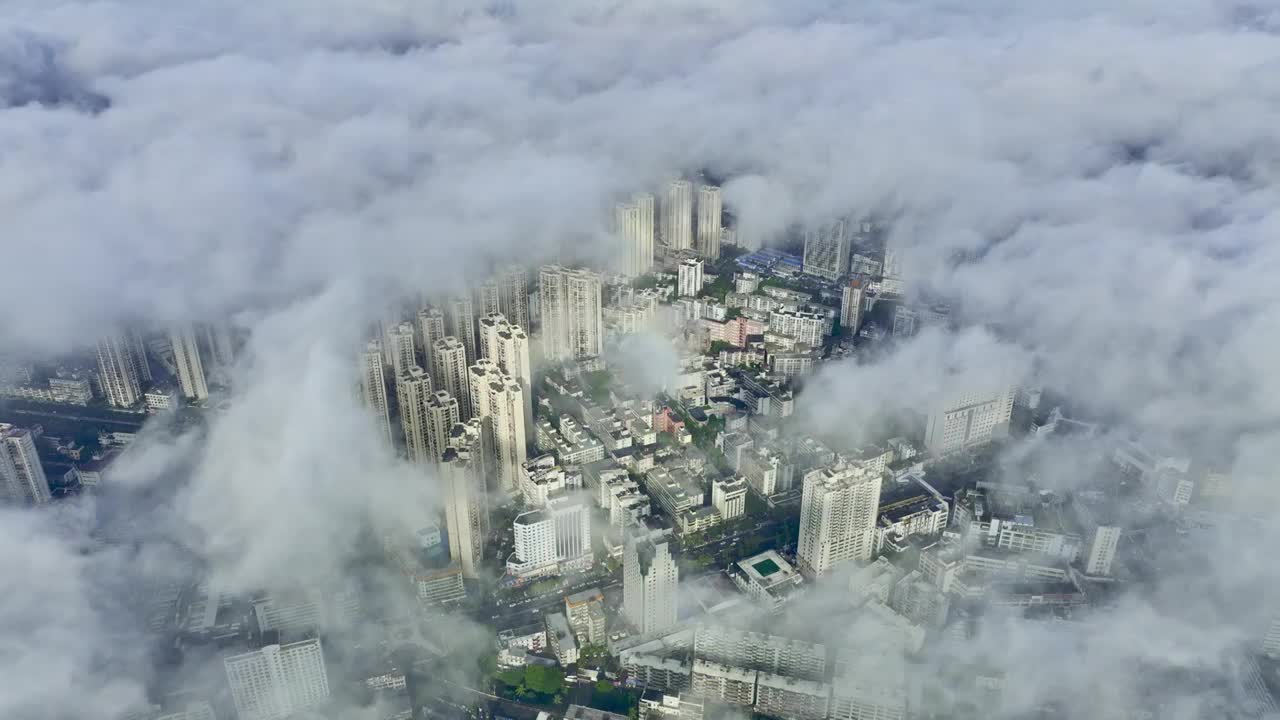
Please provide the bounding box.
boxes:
[708,340,734,355]
[525,665,566,695]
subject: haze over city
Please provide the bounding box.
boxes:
[3,2,1280,720]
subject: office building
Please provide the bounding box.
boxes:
[508,495,592,578]
[840,279,864,334]
[801,218,850,281]
[416,306,446,371]
[224,638,330,720]
[624,534,679,634]
[1085,525,1122,577]
[0,424,51,505]
[663,179,694,251]
[395,366,434,464]
[469,359,528,492]
[712,476,748,521]
[796,463,883,577]
[387,322,417,379]
[695,185,722,260]
[616,196,655,278]
[169,327,209,401]
[447,294,478,364]
[431,337,472,420]
[442,420,488,579]
[923,383,1017,456]
[539,266,604,361]
[96,334,143,408]
[677,256,703,298]
[478,313,534,446]
[359,340,393,445]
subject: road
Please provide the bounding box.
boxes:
[0,400,147,431]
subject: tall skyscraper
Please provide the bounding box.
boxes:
[497,266,531,332]
[0,424,51,504]
[396,366,434,464]
[1265,616,1280,660]
[441,419,489,579]
[417,306,446,372]
[224,638,330,720]
[678,256,704,298]
[840,279,864,334]
[1085,525,1122,577]
[388,322,417,379]
[169,327,210,401]
[447,295,478,364]
[923,384,1017,456]
[431,337,471,420]
[663,179,694,251]
[802,218,851,281]
[796,463,882,577]
[538,266,604,362]
[468,359,527,492]
[478,281,502,318]
[695,184,722,260]
[96,334,143,408]
[478,313,533,446]
[623,534,679,634]
[615,193,656,278]
[359,340,393,445]
[129,329,153,383]
[425,391,460,465]
[200,321,236,368]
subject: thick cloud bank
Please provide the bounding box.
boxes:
[3,0,1280,718]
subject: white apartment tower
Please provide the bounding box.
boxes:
[224,638,330,720]
[538,266,604,361]
[478,281,502,317]
[431,337,472,420]
[478,313,534,446]
[416,306,446,371]
[663,180,694,251]
[201,321,236,368]
[442,420,489,579]
[388,322,418,379]
[359,340,393,445]
[1264,616,1280,660]
[695,184,723,260]
[923,384,1017,456]
[624,535,679,634]
[396,366,434,464]
[802,218,851,281]
[797,463,883,577]
[840,279,864,334]
[678,256,704,298]
[425,391,460,465]
[447,295,479,364]
[497,266,531,331]
[0,424,51,504]
[1085,525,1122,577]
[615,200,654,278]
[170,327,210,401]
[129,329,153,383]
[96,334,143,408]
[468,359,528,492]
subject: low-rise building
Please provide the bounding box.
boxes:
[728,550,805,612]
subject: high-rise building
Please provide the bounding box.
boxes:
[431,337,472,420]
[801,219,851,281]
[508,495,592,578]
[678,256,704,298]
[425,391,460,465]
[663,180,694,251]
[96,334,143,408]
[396,366,435,464]
[1264,615,1280,659]
[129,329,153,383]
[224,638,330,720]
[624,534,679,634]
[442,420,489,579]
[478,281,502,317]
[447,295,478,364]
[416,306,446,372]
[539,266,604,361]
[712,477,747,521]
[359,340,393,445]
[200,321,236,368]
[796,463,882,577]
[1085,525,1122,577]
[695,185,722,260]
[616,193,655,278]
[923,384,1017,456]
[169,327,209,402]
[840,279,864,334]
[497,266,531,332]
[0,424,51,505]
[468,359,527,492]
[478,313,534,446]
[388,322,417,379]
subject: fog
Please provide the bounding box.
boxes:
[2,0,1280,718]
